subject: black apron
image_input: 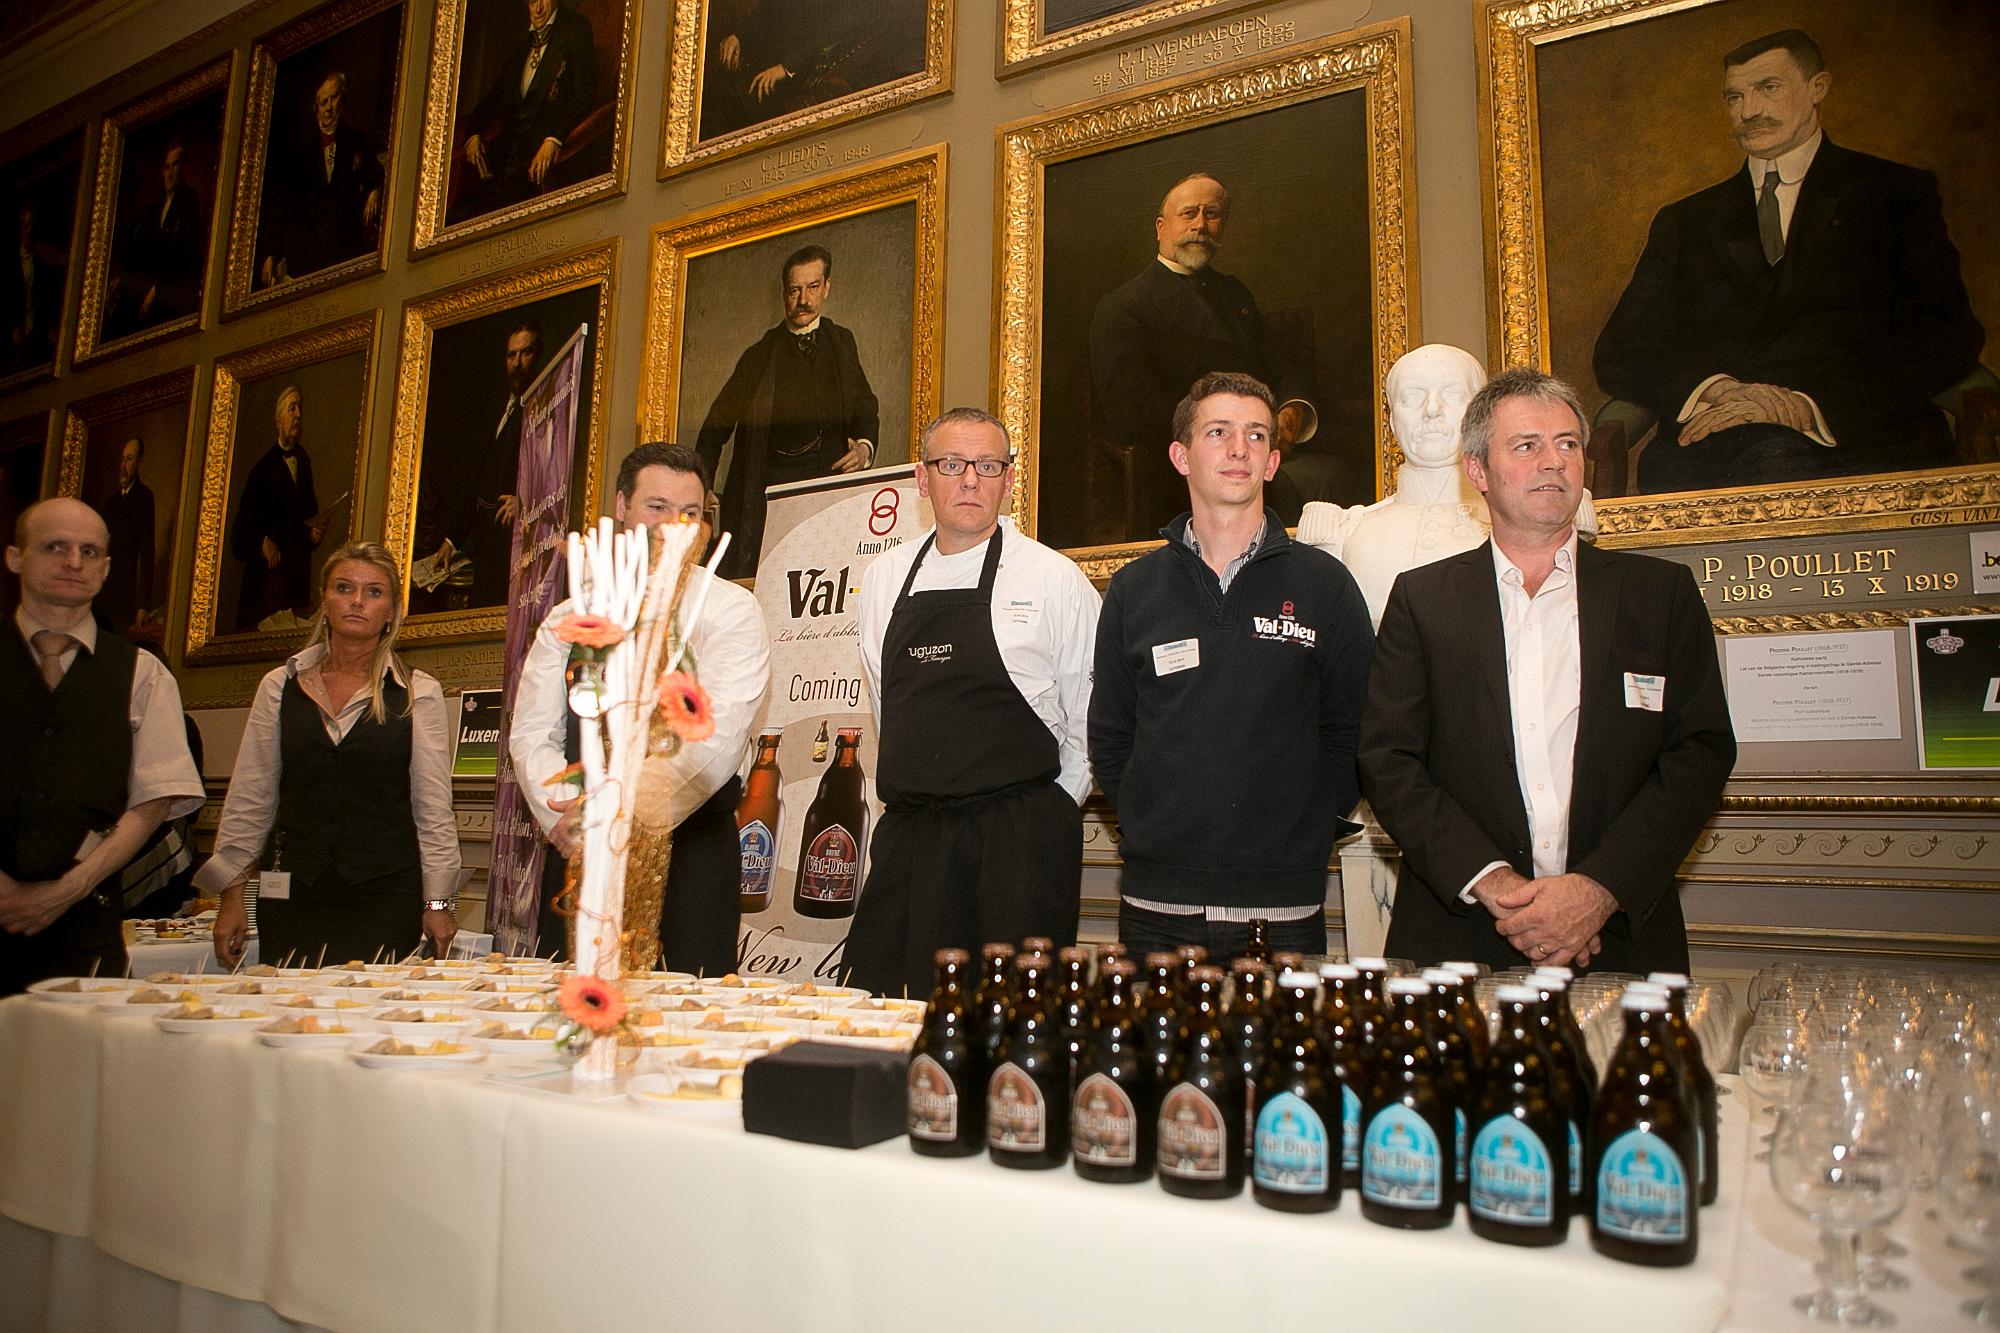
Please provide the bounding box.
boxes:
[845,532,1082,997]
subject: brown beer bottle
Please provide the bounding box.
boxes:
[1468,985,1570,1246]
[1227,958,1270,1156]
[1157,965,1244,1199]
[1422,968,1479,1204]
[794,728,866,918]
[1440,961,1493,1066]
[1317,963,1371,1191]
[1534,965,1599,1090]
[1252,968,1340,1213]
[988,953,1068,1169]
[1072,960,1154,1184]
[1139,952,1184,1094]
[810,719,829,762]
[1055,945,1094,1072]
[1525,971,1594,1207]
[975,943,1016,1065]
[909,949,985,1157]
[1021,936,1055,956]
[1095,941,1129,969]
[1589,987,1700,1266]
[1348,955,1391,1031]
[1240,918,1273,966]
[1361,977,1457,1229]
[734,729,783,914]
[1649,972,1720,1208]
[1173,944,1208,1005]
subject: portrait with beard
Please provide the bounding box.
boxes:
[1035,90,1378,551]
[407,284,598,615]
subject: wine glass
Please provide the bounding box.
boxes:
[1769,1095,1913,1326]
[1934,1090,2000,1326]
[1741,1019,1811,1157]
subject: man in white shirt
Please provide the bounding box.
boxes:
[846,408,1099,997]
[1594,27,1982,493]
[1,498,203,992]
[1359,369,1735,975]
[510,443,771,973]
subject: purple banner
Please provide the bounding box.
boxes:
[488,323,589,956]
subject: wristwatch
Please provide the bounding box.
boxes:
[424,899,455,914]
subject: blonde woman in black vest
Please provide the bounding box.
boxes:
[200,542,460,966]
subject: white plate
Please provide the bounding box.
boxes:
[349,1046,486,1069]
[99,998,186,1018]
[155,1012,276,1033]
[28,978,134,1003]
[467,1030,563,1055]
[373,1017,470,1042]
[257,1026,363,1048]
[624,1073,741,1118]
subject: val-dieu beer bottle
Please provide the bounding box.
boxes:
[1239,918,1273,966]
[1227,957,1270,1156]
[988,953,1068,1169]
[1468,984,1570,1246]
[734,729,783,914]
[1072,959,1154,1184]
[1173,945,1208,1006]
[1055,945,1095,1075]
[1590,986,1700,1267]
[1095,941,1129,969]
[794,728,866,918]
[1157,965,1244,1199]
[1534,965,1599,1090]
[1139,952,1184,1096]
[1649,972,1720,1208]
[1252,967,1340,1213]
[1525,972,1594,1209]
[1318,963,1371,1192]
[1440,961,1493,1065]
[1421,968,1478,1204]
[1361,976,1456,1229]
[975,943,1016,1065]
[909,949,984,1157]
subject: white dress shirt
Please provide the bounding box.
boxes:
[1677,130,1834,446]
[194,643,461,900]
[13,609,203,822]
[856,519,1099,805]
[510,573,772,837]
[1461,533,1581,901]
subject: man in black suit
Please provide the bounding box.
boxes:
[260,71,384,287]
[108,137,204,338]
[93,438,154,635]
[3,202,62,373]
[1595,29,1984,494]
[229,385,325,631]
[1089,172,1319,538]
[695,244,879,578]
[702,0,920,139]
[1360,368,1735,975]
[456,0,597,216]
[420,320,541,609]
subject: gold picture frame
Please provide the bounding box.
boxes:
[1477,0,2000,547]
[657,0,951,179]
[56,367,201,658]
[222,0,414,319]
[72,55,235,368]
[995,19,1419,577]
[184,312,381,665]
[638,145,946,574]
[997,0,1272,78]
[410,0,640,256]
[383,240,616,643]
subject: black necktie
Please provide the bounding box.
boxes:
[530,24,551,51]
[795,330,815,355]
[1757,167,1784,266]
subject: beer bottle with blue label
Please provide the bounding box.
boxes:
[734,730,783,914]
[1317,962,1371,1192]
[1469,984,1570,1246]
[1421,968,1479,1205]
[988,952,1068,1169]
[1072,959,1154,1184]
[1361,976,1456,1229]
[909,949,984,1157]
[1157,965,1244,1199]
[1648,972,1720,1208]
[1534,965,1599,1090]
[1252,968,1340,1213]
[1589,986,1700,1266]
[1441,961,1493,1065]
[793,727,865,918]
[1526,971,1594,1209]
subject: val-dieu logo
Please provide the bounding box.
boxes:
[1251,600,1317,648]
[787,565,852,618]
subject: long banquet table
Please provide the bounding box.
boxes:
[0,993,1975,1333]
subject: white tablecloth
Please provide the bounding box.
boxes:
[7,995,1910,1333]
[125,933,496,979]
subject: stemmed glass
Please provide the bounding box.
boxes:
[1769,1093,1913,1325]
[1741,1019,1811,1158]
[1934,1084,2000,1326]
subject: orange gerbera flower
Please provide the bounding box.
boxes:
[558,972,627,1034]
[553,613,626,650]
[542,762,584,787]
[658,671,715,743]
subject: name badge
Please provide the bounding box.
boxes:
[259,871,293,901]
[1151,638,1200,677]
[1623,672,1665,712]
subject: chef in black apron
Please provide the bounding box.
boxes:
[847,411,1094,999]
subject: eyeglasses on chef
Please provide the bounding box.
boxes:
[922,454,1014,478]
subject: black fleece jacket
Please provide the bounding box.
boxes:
[1088,510,1374,906]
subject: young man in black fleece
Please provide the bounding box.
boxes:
[1088,370,1373,957]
